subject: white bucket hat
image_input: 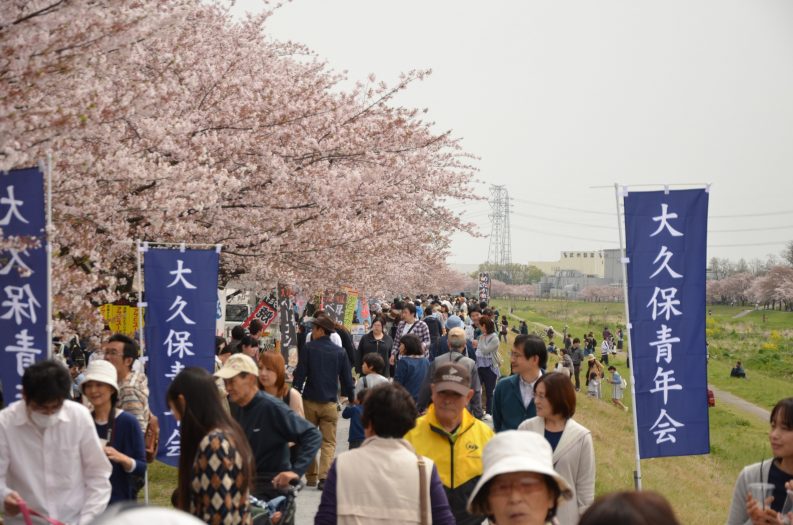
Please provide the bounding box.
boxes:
[467,430,573,514]
[81,360,119,394]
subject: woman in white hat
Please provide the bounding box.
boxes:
[518,372,595,524]
[467,430,573,525]
[81,359,146,503]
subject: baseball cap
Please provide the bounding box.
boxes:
[214,353,258,379]
[432,362,471,395]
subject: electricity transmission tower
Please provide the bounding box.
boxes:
[487,185,512,276]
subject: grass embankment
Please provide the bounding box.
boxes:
[491,298,780,524]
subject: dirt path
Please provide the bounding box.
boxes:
[709,386,771,421]
[732,309,754,319]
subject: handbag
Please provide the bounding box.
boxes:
[18,498,66,525]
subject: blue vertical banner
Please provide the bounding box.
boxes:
[143,246,219,465]
[1,167,47,404]
[624,189,710,459]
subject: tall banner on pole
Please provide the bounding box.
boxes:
[1,167,47,404]
[478,273,491,304]
[624,189,709,458]
[278,284,297,363]
[143,247,218,466]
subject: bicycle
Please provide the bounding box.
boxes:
[250,479,303,525]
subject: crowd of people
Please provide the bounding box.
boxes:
[0,293,791,525]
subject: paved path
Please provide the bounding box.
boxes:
[294,414,350,523]
[709,385,770,421]
[733,309,754,319]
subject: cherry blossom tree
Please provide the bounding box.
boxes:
[2,1,479,336]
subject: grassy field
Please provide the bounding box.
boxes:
[490,298,784,524]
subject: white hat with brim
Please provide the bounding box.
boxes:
[467,430,573,514]
[214,353,259,379]
[81,360,119,394]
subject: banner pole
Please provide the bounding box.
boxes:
[614,183,643,491]
[45,153,53,358]
[135,240,150,505]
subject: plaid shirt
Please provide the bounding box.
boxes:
[117,369,150,433]
[391,319,431,357]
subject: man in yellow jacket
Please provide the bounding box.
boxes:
[404,362,494,525]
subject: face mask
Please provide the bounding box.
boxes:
[30,409,61,429]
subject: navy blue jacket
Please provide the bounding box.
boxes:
[230,391,322,484]
[341,404,365,442]
[492,374,537,432]
[394,356,430,403]
[94,410,146,503]
[294,335,355,402]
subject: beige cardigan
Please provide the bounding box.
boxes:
[518,416,596,525]
[336,436,434,525]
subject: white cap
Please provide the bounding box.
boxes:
[81,360,119,394]
[214,353,259,379]
[467,431,572,514]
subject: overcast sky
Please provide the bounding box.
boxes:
[235,0,793,267]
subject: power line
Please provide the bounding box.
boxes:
[511,224,617,244]
[710,225,793,233]
[708,241,788,248]
[511,210,617,231]
[711,209,793,218]
[510,197,615,216]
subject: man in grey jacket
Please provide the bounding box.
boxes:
[417,327,483,418]
[570,338,585,391]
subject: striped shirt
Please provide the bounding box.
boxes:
[117,369,150,433]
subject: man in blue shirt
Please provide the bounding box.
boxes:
[293,314,355,490]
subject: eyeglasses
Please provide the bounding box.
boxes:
[96,350,123,358]
[489,476,546,498]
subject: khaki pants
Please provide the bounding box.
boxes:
[303,399,339,482]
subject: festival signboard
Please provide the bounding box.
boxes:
[624,189,709,458]
[243,294,278,331]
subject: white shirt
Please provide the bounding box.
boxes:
[0,400,112,525]
[518,372,543,409]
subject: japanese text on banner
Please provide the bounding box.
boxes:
[624,189,709,459]
[1,168,47,404]
[143,247,218,466]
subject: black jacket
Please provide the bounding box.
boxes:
[230,391,321,493]
[356,332,394,378]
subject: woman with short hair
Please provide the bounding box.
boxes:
[393,333,431,403]
[315,383,455,524]
[356,316,394,378]
[167,368,254,524]
[467,430,573,524]
[518,372,595,524]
